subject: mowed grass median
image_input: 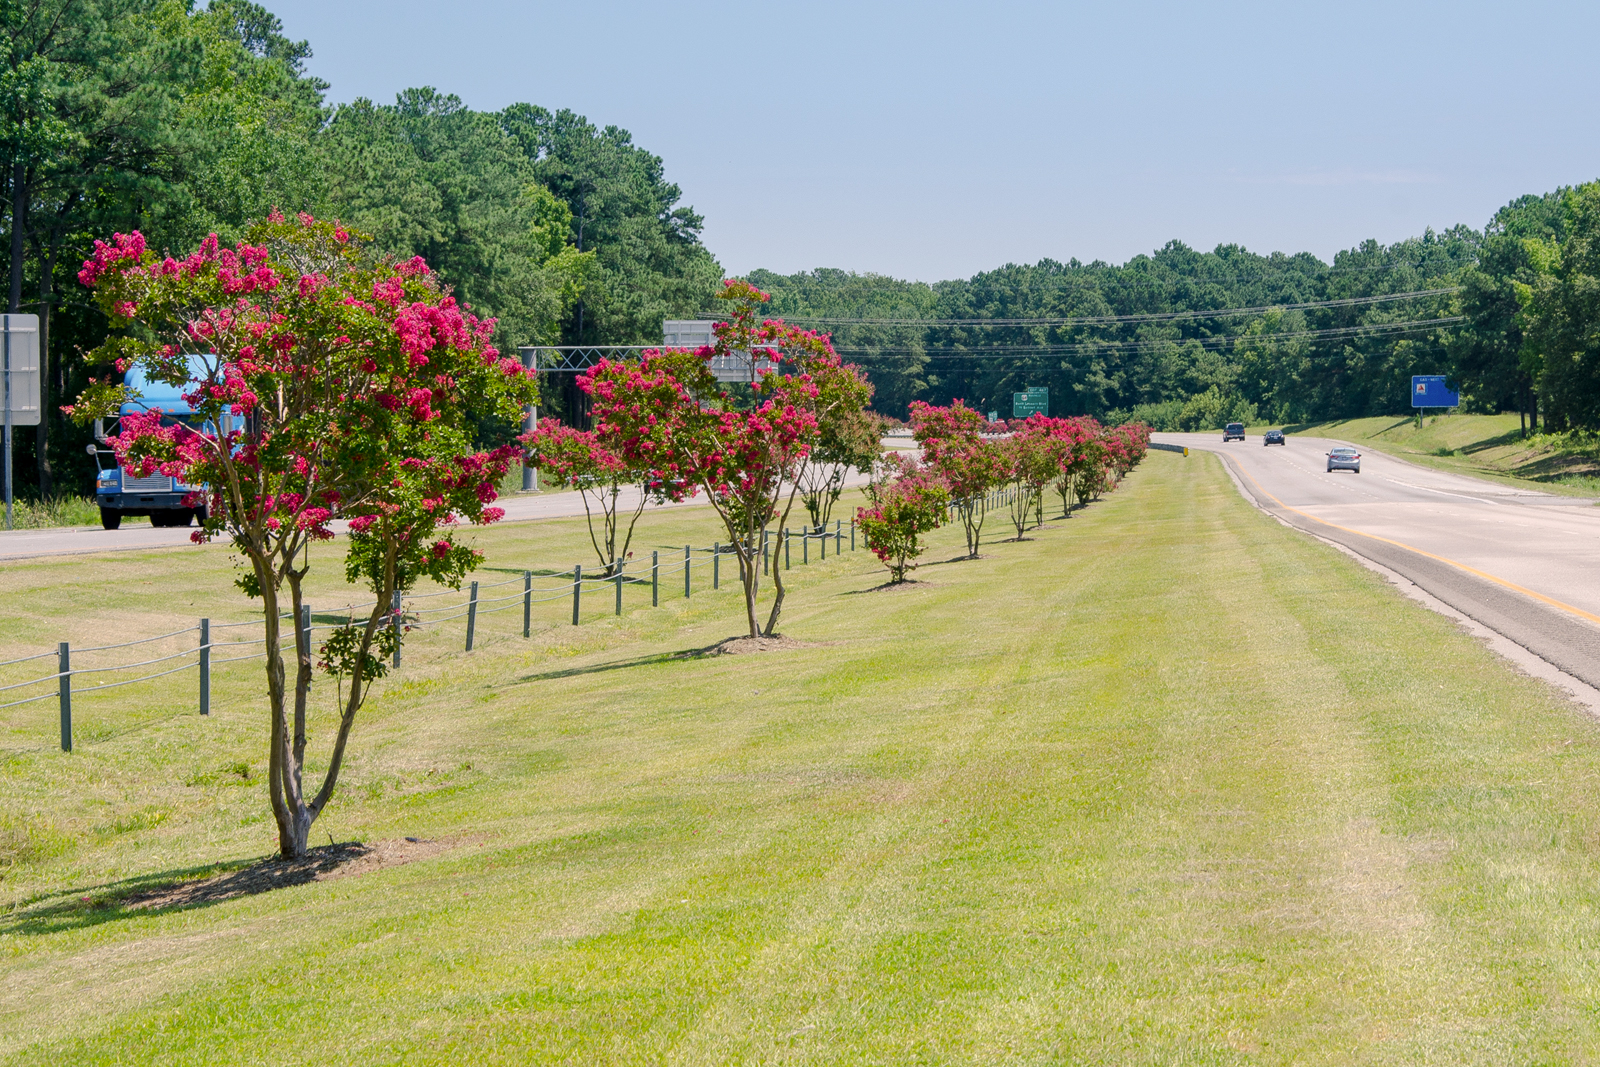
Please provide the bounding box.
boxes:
[7,452,1600,1063]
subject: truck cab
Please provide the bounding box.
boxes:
[89,366,211,531]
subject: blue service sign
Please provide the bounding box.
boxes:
[1411,375,1459,408]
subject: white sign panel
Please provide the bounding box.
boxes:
[662,319,777,383]
[1,314,40,427]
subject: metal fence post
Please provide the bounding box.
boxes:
[784,528,791,570]
[300,605,311,668]
[803,528,809,565]
[572,564,581,625]
[820,524,826,560]
[465,580,479,651]
[851,519,856,551]
[762,530,770,575]
[836,520,842,554]
[523,571,532,637]
[199,618,210,716]
[713,542,720,589]
[614,559,624,616]
[684,545,691,598]
[58,642,71,752]
[651,551,659,607]
[391,590,403,668]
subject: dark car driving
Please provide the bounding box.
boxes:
[1263,429,1285,446]
[1223,422,1245,442]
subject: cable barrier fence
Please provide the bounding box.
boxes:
[0,518,873,755]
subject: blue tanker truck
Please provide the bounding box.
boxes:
[88,365,211,531]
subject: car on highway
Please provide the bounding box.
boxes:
[1223,422,1245,442]
[1326,447,1361,473]
[1263,429,1285,446]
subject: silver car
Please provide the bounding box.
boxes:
[1326,447,1361,473]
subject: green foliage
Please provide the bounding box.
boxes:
[316,622,397,685]
[499,104,722,346]
[320,89,592,349]
[1513,183,1600,431]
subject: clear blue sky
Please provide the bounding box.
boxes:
[266,0,1600,282]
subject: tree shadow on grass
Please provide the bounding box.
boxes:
[920,554,984,567]
[0,841,408,937]
[841,578,933,595]
[516,650,687,683]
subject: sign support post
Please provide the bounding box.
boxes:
[3,315,11,530]
[521,348,538,491]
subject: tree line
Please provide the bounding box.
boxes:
[749,185,1600,436]
[2,0,720,499]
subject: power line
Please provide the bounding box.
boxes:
[777,288,1461,328]
[833,316,1465,360]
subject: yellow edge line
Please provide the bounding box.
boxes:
[1223,454,1600,627]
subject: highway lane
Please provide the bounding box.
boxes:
[0,467,874,563]
[1158,430,1600,692]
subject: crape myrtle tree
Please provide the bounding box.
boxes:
[909,400,1002,559]
[70,214,534,858]
[583,280,850,638]
[796,370,877,533]
[1043,416,1095,517]
[857,457,948,584]
[1002,414,1062,538]
[1071,423,1110,506]
[522,417,682,577]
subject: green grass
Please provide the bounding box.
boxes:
[1,495,116,529]
[6,455,1600,1063]
[1282,413,1600,496]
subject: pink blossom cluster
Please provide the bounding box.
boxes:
[77,232,146,287]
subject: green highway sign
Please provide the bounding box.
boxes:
[1011,386,1048,419]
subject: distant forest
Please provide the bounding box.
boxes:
[750,187,1582,434]
[5,0,1599,502]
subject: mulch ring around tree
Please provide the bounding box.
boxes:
[121,837,452,911]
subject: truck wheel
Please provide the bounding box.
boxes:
[177,509,194,527]
[100,507,122,531]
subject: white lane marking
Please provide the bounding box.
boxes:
[1374,478,1506,507]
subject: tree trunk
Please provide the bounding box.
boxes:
[740,543,760,637]
[258,561,301,857]
[764,488,803,636]
[308,575,394,819]
[34,252,53,496]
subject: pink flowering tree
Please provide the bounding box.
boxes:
[857,460,949,583]
[1000,415,1062,538]
[523,418,688,577]
[910,400,1002,558]
[793,356,877,533]
[1045,416,1097,516]
[583,280,823,637]
[70,214,535,858]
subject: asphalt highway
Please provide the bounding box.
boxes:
[1158,430,1600,693]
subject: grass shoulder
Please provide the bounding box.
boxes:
[7,458,1600,1060]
